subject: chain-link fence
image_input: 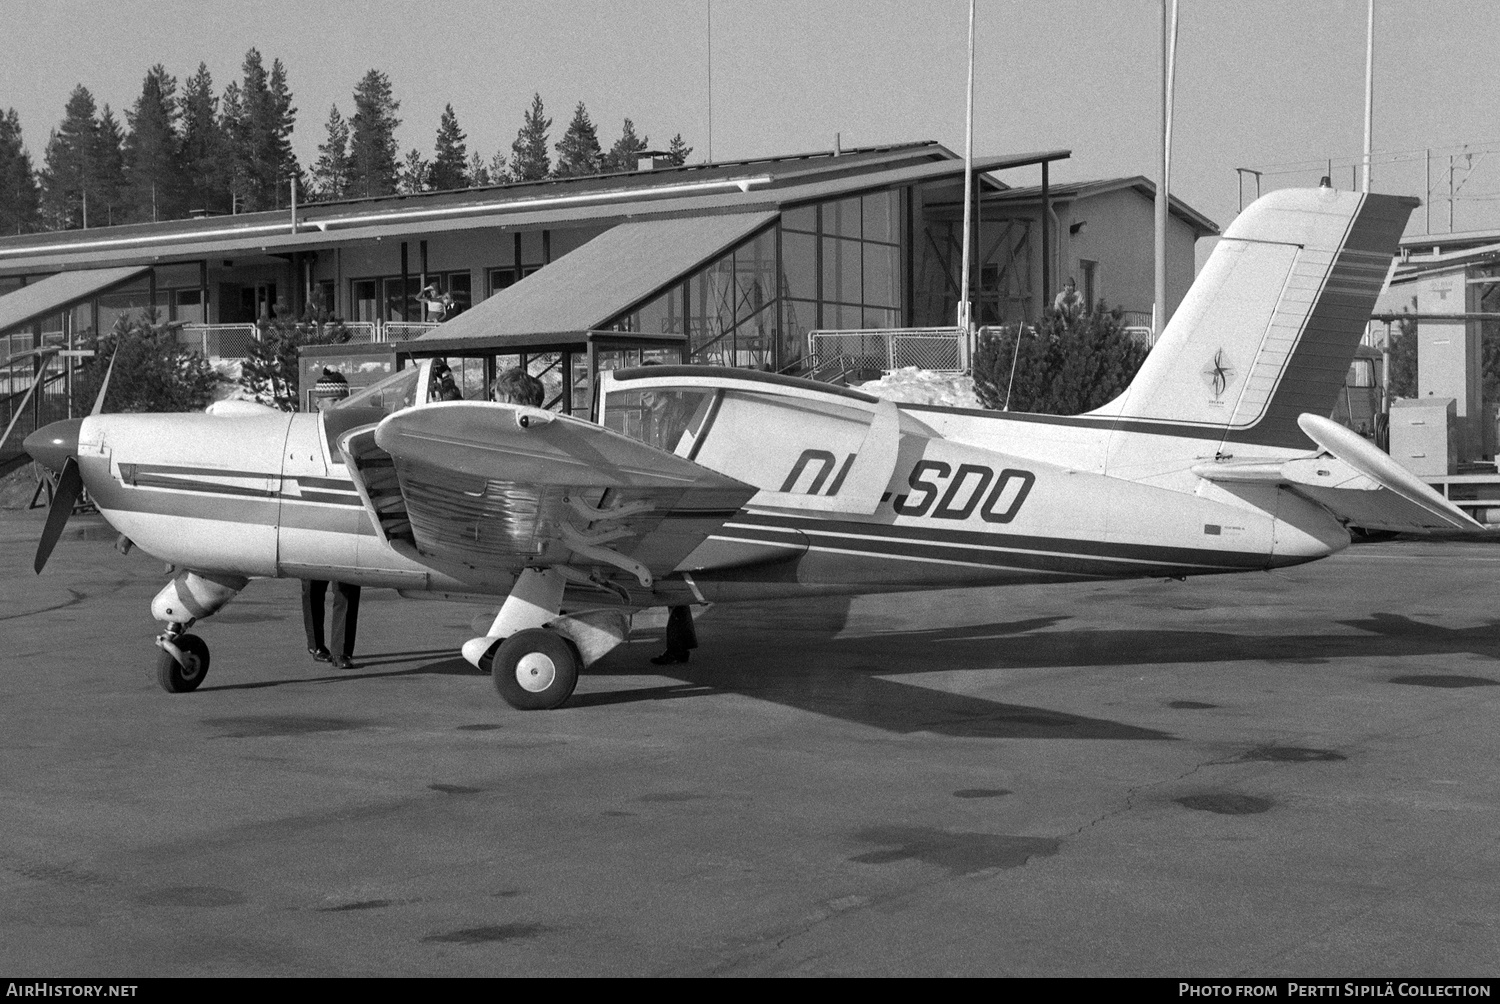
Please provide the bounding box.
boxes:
[178,324,258,360]
[382,321,441,342]
[807,327,969,375]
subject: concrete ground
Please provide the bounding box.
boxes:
[1,508,1497,977]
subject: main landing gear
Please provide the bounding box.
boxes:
[462,568,630,711]
[148,570,246,695]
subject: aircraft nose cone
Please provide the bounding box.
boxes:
[23,418,83,473]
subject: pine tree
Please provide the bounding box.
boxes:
[466,151,490,187]
[0,109,40,235]
[180,63,228,215]
[219,80,246,212]
[553,101,602,178]
[93,105,126,225]
[224,50,299,211]
[487,150,508,184]
[40,85,99,229]
[348,69,400,198]
[397,148,429,195]
[428,103,468,191]
[509,93,550,182]
[666,133,692,166]
[971,304,1148,414]
[310,105,351,200]
[266,58,301,205]
[76,309,221,413]
[123,65,182,222]
[604,118,648,173]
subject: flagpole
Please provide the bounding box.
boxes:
[958,0,975,354]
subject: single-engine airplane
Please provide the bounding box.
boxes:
[20,186,1482,710]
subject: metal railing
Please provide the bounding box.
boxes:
[807,326,969,375]
[177,324,258,359]
[173,319,439,358]
[382,321,441,341]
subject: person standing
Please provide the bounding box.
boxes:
[302,579,361,669]
[651,604,698,665]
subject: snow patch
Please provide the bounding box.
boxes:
[856,367,982,409]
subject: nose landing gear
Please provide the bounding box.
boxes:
[147,570,244,695]
[154,630,210,693]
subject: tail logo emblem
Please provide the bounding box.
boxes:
[1201,349,1237,402]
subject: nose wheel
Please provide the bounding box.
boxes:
[155,634,210,693]
[491,628,580,710]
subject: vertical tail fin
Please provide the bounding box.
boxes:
[1091,187,1416,450]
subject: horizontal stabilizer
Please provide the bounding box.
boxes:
[1191,413,1481,532]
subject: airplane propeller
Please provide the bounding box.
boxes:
[24,347,115,574]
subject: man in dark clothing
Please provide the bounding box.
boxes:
[302,579,361,669]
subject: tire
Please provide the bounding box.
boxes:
[491,628,579,710]
[156,634,210,693]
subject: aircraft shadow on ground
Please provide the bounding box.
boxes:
[198,610,1498,740]
[200,649,471,691]
[579,608,1500,739]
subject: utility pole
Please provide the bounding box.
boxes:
[1362,0,1373,193]
[1154,0,1177,340]
[958,0,975,341]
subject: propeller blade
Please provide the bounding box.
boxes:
[91,347,117,416]
[34,456,82,574]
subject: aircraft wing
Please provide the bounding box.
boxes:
[1191,413,1482,532]
[370,402,758,586]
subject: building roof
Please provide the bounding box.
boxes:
[413,211,778,352]
[0,143,1071,274]
[980,176,1221,236]
[0,265,150,335]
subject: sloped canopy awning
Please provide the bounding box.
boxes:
[0,265,151,335]
[414,210,779,354]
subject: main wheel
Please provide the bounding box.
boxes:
[491,628,579,710]
[156,634,210,693]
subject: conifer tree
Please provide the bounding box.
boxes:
[487,151,508,184]
[666,133,692,166]
[553,101,602,178]
[348,69,400,198]
[219,80,246,212]
[397,148,429,195]
[224,50,299,211]
[0,109,40,235]
[123,65,182,222]
[509,93,550,182]
[604,118,648,173]
[40,85,100,229]
[310,105,351,200]
[93,105,126,224]
[428,104,468,191]
[972,304,1148,414]
[180,63,228,215]
[466,151,490,187]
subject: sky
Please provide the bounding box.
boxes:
[2,0,1498,250]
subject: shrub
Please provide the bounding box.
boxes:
[972,302,1148,414]
[77,308,221,412]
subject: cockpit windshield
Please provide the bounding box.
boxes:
[602,387,717,456]
[332,366,421,413]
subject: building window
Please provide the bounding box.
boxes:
[351,279,380,322]
[1079,259,1098,310]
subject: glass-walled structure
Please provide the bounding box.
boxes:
[607,183,992,372]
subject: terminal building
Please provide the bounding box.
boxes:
[0,141,1216,468]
